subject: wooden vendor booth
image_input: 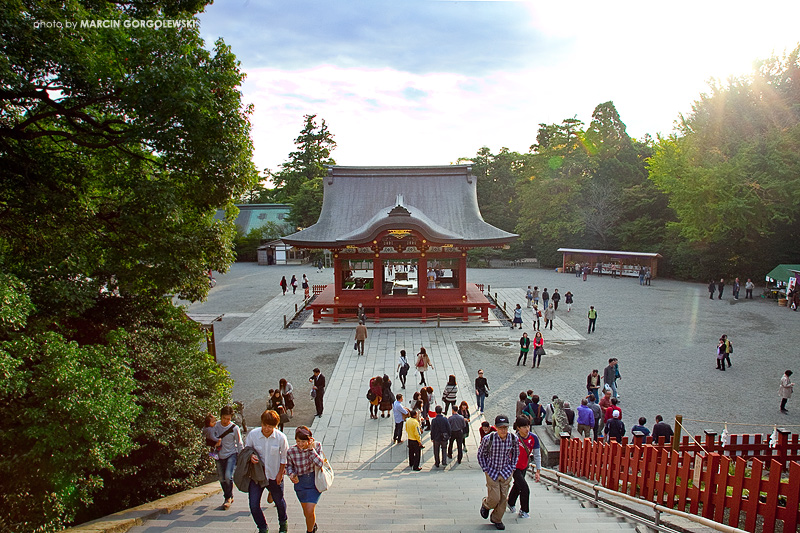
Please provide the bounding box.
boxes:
[557,248,662,278]
[282,165,517,323]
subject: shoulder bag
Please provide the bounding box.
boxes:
[315,448,334,492]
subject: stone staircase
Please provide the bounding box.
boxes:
[127,465,640,532]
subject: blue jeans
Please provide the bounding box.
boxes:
[248,478,287,530]
[476,392,485,413]
[609,381,618,399]
[588,387,600,403]
[215,454,237,500]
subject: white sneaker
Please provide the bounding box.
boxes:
[507,504,516,513]
[519,511,530,518]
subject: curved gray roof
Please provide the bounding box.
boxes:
[282,165,517,248]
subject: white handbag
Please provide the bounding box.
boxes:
[314,450,334,492]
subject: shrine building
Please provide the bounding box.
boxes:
[281,165,517,323]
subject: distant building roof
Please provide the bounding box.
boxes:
[282,165,517,248]
[557,248,663,258]
[215,204,291,235]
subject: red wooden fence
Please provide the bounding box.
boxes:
[559,434,800,533]
[312,284,327,296]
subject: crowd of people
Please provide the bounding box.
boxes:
[203,405,329,533]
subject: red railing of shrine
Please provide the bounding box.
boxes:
[312,284,327,295]
[559,433,800,533]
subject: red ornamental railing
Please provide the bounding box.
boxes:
[312,284,327,295]
[559,433,800,533]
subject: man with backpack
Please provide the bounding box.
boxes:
[477,415,518,531]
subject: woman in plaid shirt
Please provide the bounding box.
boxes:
[287,426,326,533]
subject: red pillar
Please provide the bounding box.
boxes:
[333,253,343,323]
[459,252,468,321]
[373,256,382,323]
[418,254,428,322]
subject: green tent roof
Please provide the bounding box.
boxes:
[765,264,800,285]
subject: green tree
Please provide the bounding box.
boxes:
[648,46,800,278]
[270,114,336,228]
[79,298,232,518]
[1,1,256,307]
[516,118,591,265]
[460,146,530,234]
[0,275,140,533]
[0,0,254,529]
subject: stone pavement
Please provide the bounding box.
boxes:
[219,283,584,468]
[127,467,639,532]
[125,263,800,532]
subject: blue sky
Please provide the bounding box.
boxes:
[198,0,800,173]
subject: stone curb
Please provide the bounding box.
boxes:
[62,482,221,533]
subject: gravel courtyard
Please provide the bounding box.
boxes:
[184,263,800,438]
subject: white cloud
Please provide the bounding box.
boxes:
[221,1,800,172]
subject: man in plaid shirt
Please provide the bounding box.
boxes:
[477,415,518,531]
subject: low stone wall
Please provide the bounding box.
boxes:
[62,482,221,533]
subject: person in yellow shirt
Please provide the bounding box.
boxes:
[405,409,422,471]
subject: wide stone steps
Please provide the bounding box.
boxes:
[127,466,638,532]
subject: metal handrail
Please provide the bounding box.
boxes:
[539,467,749,533]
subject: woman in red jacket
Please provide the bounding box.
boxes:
[531,332,544,368]
[368,376,383,419]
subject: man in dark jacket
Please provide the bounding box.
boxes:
[651,414,674,444]
[309,368,325,417]
[430,405,451,468]
[606,410,625,443]
[447,406,467,464]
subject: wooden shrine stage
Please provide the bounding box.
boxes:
[307,283,493,324]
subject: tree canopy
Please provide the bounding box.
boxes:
[260,114,336,230]
[462,102,670,267]
[463,47,800,280]
[1,1,253,530]
[648,46,800,277]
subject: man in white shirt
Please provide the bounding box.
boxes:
[392,393,410,444]
[245,410,289,533]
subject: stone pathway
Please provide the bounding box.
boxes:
[127,467,638,532]
[124,285,634,532]
[118,262,800,533]
[220,286,583,468]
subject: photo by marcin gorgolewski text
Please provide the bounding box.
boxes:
[32,18,198,30]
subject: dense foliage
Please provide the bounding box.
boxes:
[241,114,336,230]
[462,47,800,280]
[648,47,800,279]
[462,102,673,269]
[0,0,253,530]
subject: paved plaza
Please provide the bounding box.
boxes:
[120,263,800,532]
[188,263,800,446]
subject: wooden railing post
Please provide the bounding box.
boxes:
[672,414,682,451]
[703,429,717,454]
[559,433,571,473]
[777,427,790,471]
